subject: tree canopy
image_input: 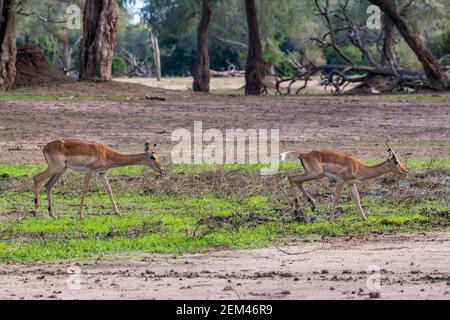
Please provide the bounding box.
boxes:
[12,0,450,78]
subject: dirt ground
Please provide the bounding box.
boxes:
[0,81,449,163]
[0,233,449,300]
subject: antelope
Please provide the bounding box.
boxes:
[33,139,165,219]
[284,143,409,221]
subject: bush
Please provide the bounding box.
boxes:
[395,41,422,70]
[427,31,450,58]
[36,35,59,65]
[263,38,293,77]
[112,55,128,75]
[322,45,364,65]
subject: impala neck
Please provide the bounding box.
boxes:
[107,151,145,168]
[359,160,390,180]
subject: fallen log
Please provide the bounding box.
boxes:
[210,70,245,77]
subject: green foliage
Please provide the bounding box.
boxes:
[112,55,128,75]
[13,0,450,77]
[396,41,422,70]
[322,45,364,65]
[35,35,60,65]
[160,35,197,76]
[263,38,293,77]
[209,43,242,71]
[427,31,450,58]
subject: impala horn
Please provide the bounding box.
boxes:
[386,141,398,159]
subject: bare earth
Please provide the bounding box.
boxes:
[0,82,449,163]
[0,233,449,300]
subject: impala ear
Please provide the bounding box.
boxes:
[151,143,157,152]
[144,143,150,155]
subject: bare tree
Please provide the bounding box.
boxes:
[146,26,161,81]
[369,0,447,91]
[274,0,448,95]
[79,0,119,81]
[0,0,17,91]
[244,0,263,95]
[193,0,212,92]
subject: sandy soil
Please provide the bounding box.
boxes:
[0,233,449,300]
[0,82,449,163]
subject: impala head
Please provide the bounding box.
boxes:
[386,142,409,176]
[144,143,165,174]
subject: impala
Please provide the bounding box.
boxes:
[33,139,165,219]
[284,143,409,221]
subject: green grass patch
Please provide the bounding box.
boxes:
[0,159,448,262]
[1,159,449,178]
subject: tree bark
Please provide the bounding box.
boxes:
[0,0,16,91]
[79,0,118,81]
[381,15,397,70]
[369,0,447,91]
[244,0,264,95]
[148,27,161,81]
[61,28,70,72]
[144,26,161,80]
[193,0,212,92]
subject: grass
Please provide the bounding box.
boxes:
[0,160,449,262]
[1,159,449,177]
[0,87,58,102]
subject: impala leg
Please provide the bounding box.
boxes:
[288,176,302,211]
[45,168,67,219]
[330,180,344,221]
[288,173,320,214]
[79,171,93,219]
[349,184,367,221]
[33,168,52,215]
[99,172,121,216]
[297,183,317,212]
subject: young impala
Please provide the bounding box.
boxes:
[33,139,165,219]
[284,143,409,221]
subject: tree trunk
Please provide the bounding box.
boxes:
[147,26,161,81]
[62,28,70,72]
[381,15,397,70]
[79,0,118,81]
[244,0,264,95]
[193,0,212,93]
[0,0,16,91]
[369,0,447,91]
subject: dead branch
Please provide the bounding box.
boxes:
[120,49,149,77]
[214,35,248,49]
[312,0,355,65]
[273,0,447,95]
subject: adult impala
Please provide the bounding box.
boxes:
[33,139,165,219]
[284,143,409,221]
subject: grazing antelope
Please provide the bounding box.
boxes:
[284,143,409,221]
[33,139,165,219]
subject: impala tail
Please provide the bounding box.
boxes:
[280,151,300,162]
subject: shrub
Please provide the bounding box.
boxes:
[112,55,128,75]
